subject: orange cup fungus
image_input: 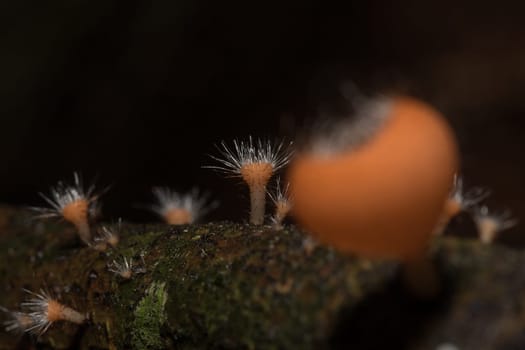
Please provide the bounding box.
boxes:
[288,96,459,262]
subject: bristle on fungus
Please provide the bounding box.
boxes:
[108,257,134,279]
[92,219,121,251]
[207,137,293,224]
[307,96,392,156]
[472,206,517,244]
[445,174,490,218]
[0,306,34,334]
[288,96,459,261]
[268,177,292,229]
[108,256,146,279]
[20,289,86,335]
[433,174,491,236]
[31,172,106,245]
[150,187,216,225]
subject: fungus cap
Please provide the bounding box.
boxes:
[288,96,459,260]
[61,199,89,226]
[165,208,193,225]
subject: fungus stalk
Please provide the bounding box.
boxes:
[250,185,267,225]
[242,163,273,225]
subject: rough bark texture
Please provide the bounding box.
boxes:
[0,205,524,349]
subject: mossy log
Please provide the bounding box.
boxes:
[0,205,524,349]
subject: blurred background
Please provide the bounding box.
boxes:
[1,1,524,242]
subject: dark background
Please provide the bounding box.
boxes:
[1,1,524,242]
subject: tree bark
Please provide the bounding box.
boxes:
[0,205,524,350]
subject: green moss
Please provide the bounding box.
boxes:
[131,281,168,350]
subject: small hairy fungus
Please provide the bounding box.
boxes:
[268,177,292,229]
[91,220,122,251]
[434,174,491,235]
[31,172,106,245]
[207,137,293,225]
[445,175,490,218]
[20,289,86,335]
[472,206,517,244]
[108,254,147,280]
[150,187,216,225]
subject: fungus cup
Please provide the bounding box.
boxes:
[288,96,459,296]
